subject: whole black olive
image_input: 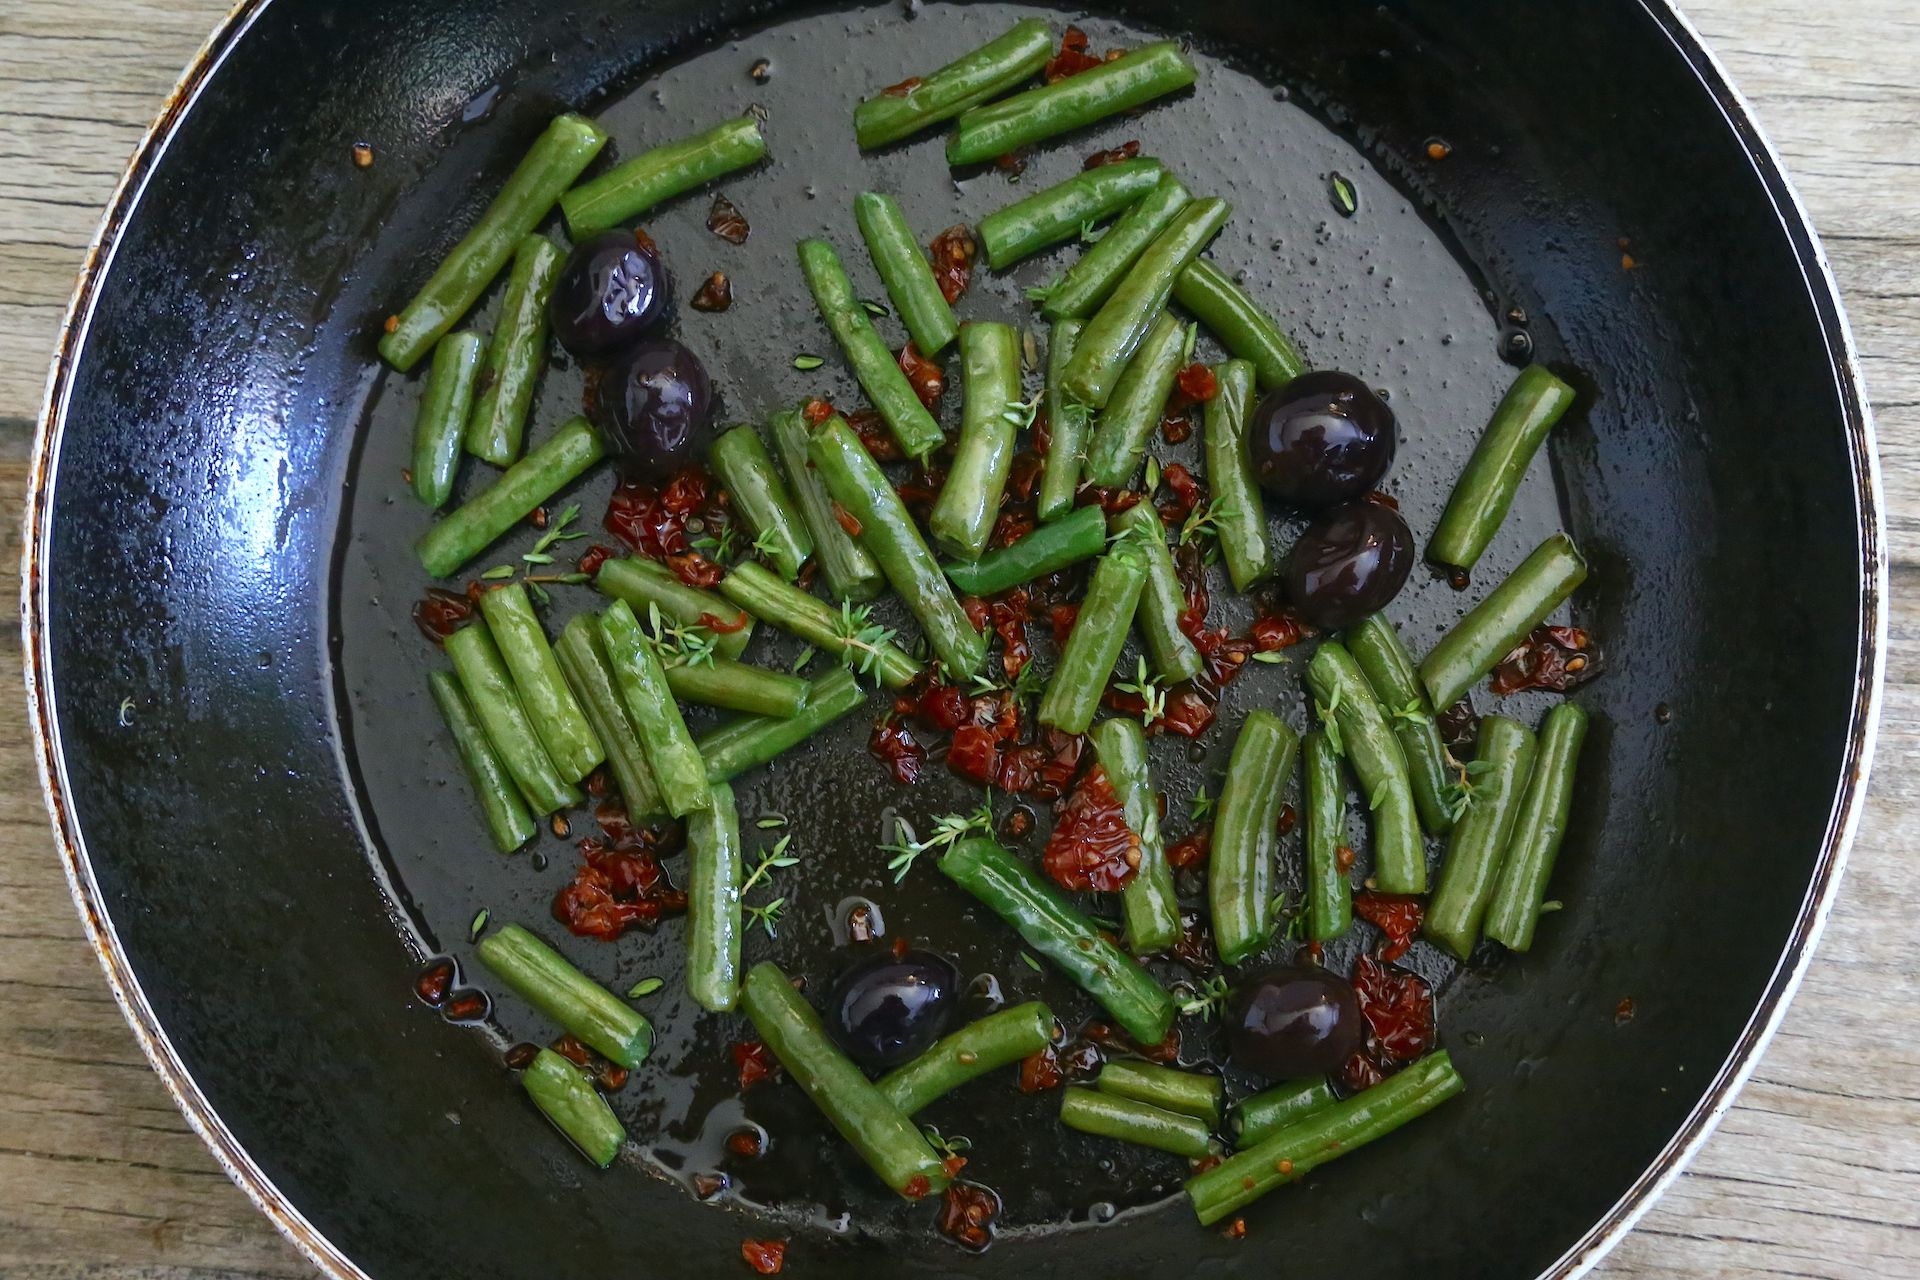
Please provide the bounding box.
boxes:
[589,338,712,480]
[550,229,668,357]
[1284,500,1414,629]
[1248,370,1396,508]
[826,950,960,1069]
[1227,967,1364,1079]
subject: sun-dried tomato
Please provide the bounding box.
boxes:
[869,718,925,785]
[604,466,714,560]
[987,589,1032,678]
[881,75,923,97]
[1083,139,1141,169]
[1174,362,1219,406]
[1018,1045,1064,1092]
[1156,461,1203,526]
[1250,611,1309,652]
[1103,682,1216,738]
[1167,826,1211,869]
[1008,450,1044,501]
[1035,728,1084,799]
[1490,624,1601,695]
[802,398,834,426]
[1353,893,1424,963]
[412,588,472,642]
[831,501,863,538]
[1048,603,1079,648]
[991,505,1036,550]
[928,226,977,304]
[993,150,1030,179]
[666,551,724,588]
[733,1040,779,1091]
[1336,955,1435,1093]
[1160,410,1195,444]
[576,544,614,577]
[698,610,751,634]
[1043,765,1140,892]
[707,194,750,243]
[904,1175,933,1200]
[898,341,946,410]
[553,837,687,940]
[415,959,454,1006]
[740,1239,786,1275]
[938,1183,1000,1252]
[690,271,732,311]
[846,408,903,461]
[727,1128,765,1158]
[1044,25,1103,81]
[1078,482,1142,515]
[1082,1020,1181,1063]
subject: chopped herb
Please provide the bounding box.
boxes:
[1177,974,1231,1019]
[793,354,826,370]
[1143,455,1162,494]
[469,908,489,940]
[755,814,788,830]
[1115,656,1168,728]
[1330,172,1359,217]
[646,601,721,669]
[480,564,517,580]
[1019,952,1043,973]
[1024,275,1062,304]
[1540,900,1564,914]
[1189,785,1214,823]
[744,897,787,937]
[1078,217,1106,244]
[1000,393,1041,432]
[527,504,585,561]
[920,1126,973,1160]
[526,580,551,606]
[627,976,665,999]
[1251,650,1288,665]
[862,299,890,317]
[1389,698,1431,727]
[789,645,817,674]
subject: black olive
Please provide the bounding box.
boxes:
[1248,370,1395,509]
[825,950,960,1069]
[1227,967,1364,1079]
[589,338,712,480]
[1285,500,1414,629]
[550,230,668,357]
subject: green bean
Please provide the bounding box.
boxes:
[1172,259,1306,391]
[477,583,602,782]
[874,1002,1055,1116]
[853,192,959,356]
[1186,1052,1464,1225]
[1035,318,1089,521]
[976,158,1166,270]
[379,114,608,371]
[943,504,1105,596]
[1095,1061,1223,1126]
[684,781,743,1012]
[1426,716,1537,960]
[709,425,813,580]
[1082,311,1186,488]
[797,239,944,460]
[1486,703,1589,952]
[1307,641,1425,894]
[1418,533,1589,710]
[1301,728,1351,942]
[1349,613,1459,834]
[740,962,950,1198]
[1060,1087,1214,1158]
[939,837,1175,1046]
[598,600,712,818]
[1428,366,1578,570]
[444,624,579,815]
[1232,1079,1338,1148]
[476,924,652,1068]
[428,670,537,852]
[696,669,870,784]
[663,656,808,719]
[718,561,919,689]
[928,322,1020,561]
[520,1048,625,1169]
[466,235,562,465]
[1091,718,1179,955]
[1064,198,1229,408]
[1035,543,1147,735]
[1109,502,1203,683]
[853,18,1053,150]
[1043,173,1191,321]
[807,417,986,678]
[412,331,484,508]
[947,42,1198,166]
[1210,709,1300,964]
[417,417,604,578]
[560,115,767,238]
[765,407,885,602]
[594,557,754,660]
[552,616,665,819]
[1201,359,1271,590]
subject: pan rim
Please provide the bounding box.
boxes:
[17,2,1884,1278]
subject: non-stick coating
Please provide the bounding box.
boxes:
[30,1,1873,1278]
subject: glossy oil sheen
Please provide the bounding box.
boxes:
[33,1,1871,1278]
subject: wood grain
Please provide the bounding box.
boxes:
[0,1,1915,1276]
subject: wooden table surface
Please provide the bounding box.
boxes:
[1,2,1915,1276]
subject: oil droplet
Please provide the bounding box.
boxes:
[1499,327,1534,365]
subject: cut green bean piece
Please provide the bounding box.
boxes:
[1083,311,1186,488]
[477,924,652,1068]
[1485,702,1589,952]
[598,600,712,818]
[1110,502,1204,683]
[947,42,1198,166]
[940,837,1175,1045]
[696,669,870,784]
[1211,709,1300,964]
[740,962,950,1198]
[1429,366,1578,570]
[1308,641,1424,894]
[1349,613,1459,835]
[1095,1061,1223,1126]
[1065,197,1229,409]
[1036,318,1089,520]
[853,18,1054,150]
[552,616,665,819]
[467,235,562,465]
[428,670,537,852]
[663,655,809,719]
[1302,728,1351,942]
[1043,173,1191,320]
[418,417,605,578]
[1036,543,1147,735]
[478,583,603,783]
[380,114,607,371]
[685,781,743,1012]
[521,1048,625,1168]
[875,1002,1055,1116]
[1418,533,1589,710]
[561,115,767,238]
[1426,715,1537,959]
[1091,718,1179,955]
[943,504,1105,596]
[853,192,959,356]
[1061,1087,1214,1158]
[412,331,484,508]
[444,624,579,815]
[798,239,944,460]
[931,321,1022,561]
[766,407,884,602]
[1173,259,1307,391]
[976,158,1165,270]
[1232,1078,1338,1148]
[1202,359,1271,590]
[594,557,754,660]
[719,561,919,689]
[710,425,813,580]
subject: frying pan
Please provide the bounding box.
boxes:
[23,0,1882,1276]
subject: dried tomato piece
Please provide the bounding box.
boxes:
[1337,954,1435,1094]
[576,543,614,577]
[1174,362,1219,405]
[604,466,716,560]
[869,718,925,785]
[1250,612,1309,652]
[666,552,724,588]
[1018,1044,1064,1092]
[1082,1020,1181,1063]
[1156,461,1203,526]
[1044,25,1103,81]
[1160,410,1195,444]
[1490,624,1602,695]
[733,1040,779,1091]
[881,75,923,97]
[897,341,946,409]
[690,270,732,312]
[707,195,750,244]
[412,588,473,642]
[415,959,454,1006]
[830,501,863,538]
[698,609,751,634]
[1044,765,1140,891]
[802,398,834,426]
[1167,826,1211,869]
[1352,892,1425,963]
[928,226,977,304]
[938,1182,1000,1252]
[846,408,904,461]
[1083,139,1142,169]
[552,837,687,940]
[740,1239,786,1274]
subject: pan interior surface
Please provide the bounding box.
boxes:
[33,2,1870,1278]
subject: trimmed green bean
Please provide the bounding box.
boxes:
[466,234,562,465]
[1091,718,1179,955]
[797,239,944,460]
[1202,359,1271,591]
[1428,366,1578,570]
[521,1048,625,1168]
[947,42,1198,166]
[443,624,579,815]
[1486,703,1590,952]
[1307,641,1425,894]
[976,158,1166,270]
[1043,173,1191,320]
[1210,709,1300,964]
[740,962,950,1198]
[1064,197,1229,408]
[853,18,1054,150]
[598,600,711,818]
[476,924,652,1068]
[1418,533,1589,710]
[718,561,919,689]
[1110,502,1203,683]
[939,837,1175,1046]
[874,1002,1055,1116]
[1426,716,1537,960]
[428,670,537,852]
[943,504,1105,596]
[808,417,987,679]
[412,330,484,508]
[663,655,808,718]
[594,557,754,660]
[552,616,665,819]
[853,193,959,356]
[1060,1087,1214,1158]
[1349,613,1459,835]
[1096,1061,1223,1126]
[685,781,743,1012]
[696,669,870,784]
[561,115,767,238]
[1035,543,1147,735]
[710,425,813,580]
[1083,311,1186,488]
[766,407,884,602]
[1035,318,1088,521]
[478,584,603,784]
[379,114,607,371]
[1302,728,1351,942]
[928,324,1016,560]
[417,417,604,578]
[1232,1078,1338,1148]
[1172,259,1307,391]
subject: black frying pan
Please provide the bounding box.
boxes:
[24,1,1882,1277]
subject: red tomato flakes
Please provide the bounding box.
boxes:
[928,227,977,304]
[1043,765,1140,892]
[1352,892,1425,963]
[740,1238,786,1274]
